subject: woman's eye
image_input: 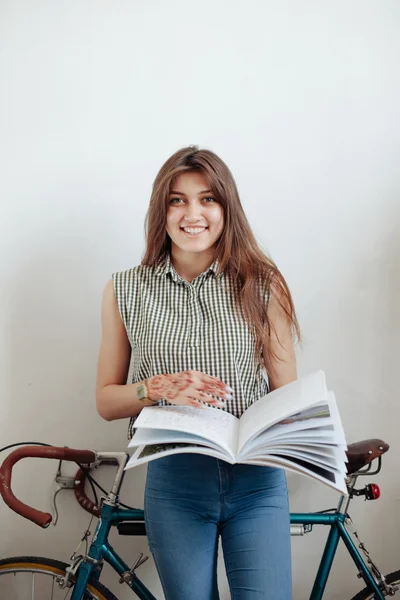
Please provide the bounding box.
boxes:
[169,196,216,205]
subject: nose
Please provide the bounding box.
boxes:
[183,200,202,222]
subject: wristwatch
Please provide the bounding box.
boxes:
[137,379,157,405]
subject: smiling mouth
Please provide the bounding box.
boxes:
[180,227,208,236]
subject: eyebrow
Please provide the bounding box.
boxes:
[169,189,213,196]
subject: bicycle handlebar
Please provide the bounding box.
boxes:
[0,446,96,528]
[74,466,101,518]
[73,457,120,518]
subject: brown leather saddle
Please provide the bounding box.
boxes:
[346,439,389,475]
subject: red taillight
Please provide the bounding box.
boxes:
[366,483,380,500]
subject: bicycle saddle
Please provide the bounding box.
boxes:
[346,438,389,474]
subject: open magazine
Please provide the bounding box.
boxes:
[125,371,348,494]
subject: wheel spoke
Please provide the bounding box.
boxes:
[63,586,71,599]
[0,561,113,599]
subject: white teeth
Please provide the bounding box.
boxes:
[182,227,207,234]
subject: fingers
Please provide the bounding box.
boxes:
[188,371,233,403]
[196,390,226,407]
[200,383,233,402]
[182,390,225,409]
[200,373,233,398]
[187,397,223,409]
[153,371,234,408]
[187,397,208,409]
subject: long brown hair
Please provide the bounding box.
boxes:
[142,145,300,373]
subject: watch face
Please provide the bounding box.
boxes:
[137,384,146,401]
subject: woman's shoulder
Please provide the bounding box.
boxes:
[112,262,156,281]
[111,263,164,299]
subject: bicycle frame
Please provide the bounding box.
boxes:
[71,502,385,600]
[70,502,156,600]
[291,511,384,600]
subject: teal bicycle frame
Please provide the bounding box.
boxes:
[71,502,385,600]
[291,511,383,599]
[70,504,158,600]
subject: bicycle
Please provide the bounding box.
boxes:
[0,438,398,599]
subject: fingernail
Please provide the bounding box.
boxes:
[226,387,233,393]
[225,394,232,401]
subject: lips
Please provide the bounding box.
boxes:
[180,226,208,235]
[180,226,208,230]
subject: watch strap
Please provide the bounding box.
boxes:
[137,379,157,405]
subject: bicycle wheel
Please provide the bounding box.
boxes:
[0,556,118,599]
[351,570,400,599]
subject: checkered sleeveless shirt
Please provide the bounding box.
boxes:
[112,253,270,438]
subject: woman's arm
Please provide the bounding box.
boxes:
[96,281,232,420]
[262,290,297,392]
[96,280,153,421]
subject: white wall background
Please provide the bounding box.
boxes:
[1,1,399,598]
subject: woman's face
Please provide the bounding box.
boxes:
[166,171,224,257]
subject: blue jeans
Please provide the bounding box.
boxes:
[144,453,292,600]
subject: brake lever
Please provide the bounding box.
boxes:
[51,466,80,526]
[51,457,113,524]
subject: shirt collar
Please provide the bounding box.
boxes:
[154,252,222,282]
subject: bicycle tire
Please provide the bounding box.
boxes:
[0,556,118,599]
[351,570,400,599]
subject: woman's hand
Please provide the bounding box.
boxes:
[147,370,233,409]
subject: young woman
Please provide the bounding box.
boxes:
[96,146,300,600]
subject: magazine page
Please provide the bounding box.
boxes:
[247,425,337,452]
[326,390,347,445]
[246,440,347,464]
[238,371,328,455]
[128,427,235,461]
[238,403,334,458]
[264,429,337,444]
[240,454,348,495]
[131,404,240,457]
[125,442,232,469]
[261,447,345,474]
[255,424,336,445]
[269,442,347,462]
